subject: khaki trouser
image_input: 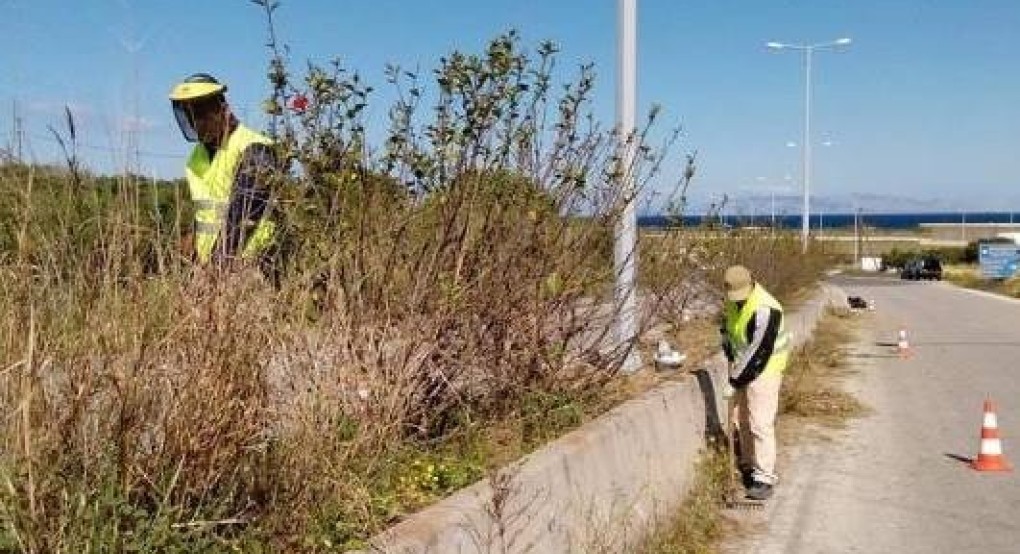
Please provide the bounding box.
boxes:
[735,372,783,485]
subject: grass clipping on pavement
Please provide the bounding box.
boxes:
[780,307,869,430]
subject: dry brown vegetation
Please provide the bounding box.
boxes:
[780,308,868,429]
[633,450,729,554]
[0,4,834,552]
[943,263,1020,298]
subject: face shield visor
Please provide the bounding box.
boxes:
[172,100,199,142]
[170,95,224,143]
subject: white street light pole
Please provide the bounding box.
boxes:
[767,37,851,253]
[771,191,776,228]
[615,0,640,373]
[753,176,792,231]
[803,46,812,248]
[853,206,861,265]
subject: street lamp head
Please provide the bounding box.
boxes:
[766,41,785,50]
[835,37,852,46]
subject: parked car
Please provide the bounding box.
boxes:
[900,256,943,280]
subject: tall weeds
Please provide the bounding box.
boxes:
[0,21,677,553]
[0,4,829,551]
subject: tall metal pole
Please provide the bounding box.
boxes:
[10,99,16,160]
[801,47,813,253]
[771,191,776,229]
[12,99,22,161]
[615,0,640,373]
[768,37,849,251]
[854,207,861,265]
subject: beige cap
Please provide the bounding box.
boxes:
[723,265,754,302]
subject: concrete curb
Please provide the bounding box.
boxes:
[352,284,847,554]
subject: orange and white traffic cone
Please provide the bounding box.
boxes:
[972,399,1012,472]
[897,328,913,359]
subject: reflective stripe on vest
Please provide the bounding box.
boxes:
[191,199,224,212]
[724,284,789,377]
[185,124,275,264]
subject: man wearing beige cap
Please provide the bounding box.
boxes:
[721,265,790,500]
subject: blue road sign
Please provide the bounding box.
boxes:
[979,243,1020,279]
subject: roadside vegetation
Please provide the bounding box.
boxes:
[880,244,970,269]
[633,450,729,554]
[779,308,868,432]
[943,264,1020,298]
[881,238,1020,298]
[0,3,834,552]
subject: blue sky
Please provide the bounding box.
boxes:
[2,0,1019,213]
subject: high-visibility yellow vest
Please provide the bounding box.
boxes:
[724,284,790,378]
[185,124,276,264]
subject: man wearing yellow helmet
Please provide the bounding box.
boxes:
[169,73,278,266]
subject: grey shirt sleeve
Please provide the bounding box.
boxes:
[729,305,782,388]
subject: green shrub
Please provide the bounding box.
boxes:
[0,4,830,551]
[0,16,679,549]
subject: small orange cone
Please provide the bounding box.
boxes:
[972,399,1012,472]
[897,328,913,359]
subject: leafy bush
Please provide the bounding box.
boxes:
[881,247,914,269]
[881,245,967,269]
[0,10,682,549]
[0,4,831,551]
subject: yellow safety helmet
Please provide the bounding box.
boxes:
[169,73,228,142]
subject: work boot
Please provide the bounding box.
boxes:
[746,481,774,501]
[739,467,755,489]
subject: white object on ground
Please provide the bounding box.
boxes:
[654,339,687,369]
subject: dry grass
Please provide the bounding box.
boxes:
[0,164,828,552]
[944,263,1020,298]
[0,163,833,554]
[943,263,984,288]
[0,9,839,553]
[780,308,869,433]
[634,449,730,554]
[0,29,701,551]
[640,229,834,310]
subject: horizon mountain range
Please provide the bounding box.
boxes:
[648,191,1020,216]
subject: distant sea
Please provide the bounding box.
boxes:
[638,212,1020,231]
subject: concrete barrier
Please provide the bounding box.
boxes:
[353,284,846,554]
[786,284,848,351]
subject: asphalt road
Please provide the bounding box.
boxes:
[725,275,1020,554]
